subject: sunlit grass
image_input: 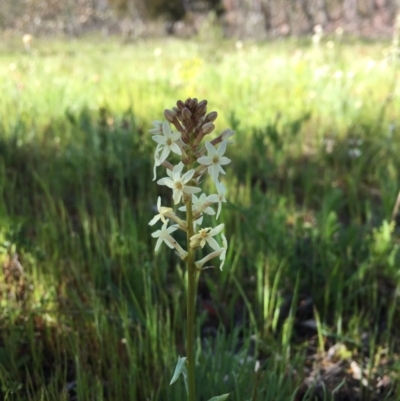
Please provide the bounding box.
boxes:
[0,35,397,132]
[0,35,399,400]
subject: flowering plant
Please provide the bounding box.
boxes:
[149,98,233,401]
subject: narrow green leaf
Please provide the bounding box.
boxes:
[169,356,187,385]
[207,394,230,401]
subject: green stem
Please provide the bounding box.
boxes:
[186,198,196,401]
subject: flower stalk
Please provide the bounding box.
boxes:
[149,98,233,401]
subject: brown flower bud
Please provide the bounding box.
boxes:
[189,98,198,109]
[205,111,218,123]
[196,100,207,116]
[202,122,215,135]
[164,109,177,122]
[176,100,185,110]
[172,119,186,135]
[197,99,207,109]
[182,107,192,120]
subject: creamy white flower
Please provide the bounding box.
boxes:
[206,181,226,219]
[195,234,228,271]
[220,129,235,144]
[151,219,178,251]
[157,162,201,204]
[151,219,187,259]
[149,120,163,135]
[197,141,231,184]
[190,223,224,251]
[152,121,182,164]
[149,196,173,225]
[178,193,216,216]
[178,193,209,231]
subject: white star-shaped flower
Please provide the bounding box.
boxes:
[149,197,173,226]
[157,162,201,204]
[197,141,231,184]
[194,234,228,271]
[178,193,216,216]
[190,223,224,251]
[149,120,163,135]
[152,121,182,164]
[206,181,226,219]
[151,219,178,251]
[220,129,235,144]
[151,219,188,259]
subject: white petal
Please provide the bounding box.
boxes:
[207,194,219,203]
[221,234,228,249]
[219,254,226,270]
[195,216,203,226]
[149,215,161,226]
[218,156,231,166]
[153,162,158,181]
[203,206,215,215]
[205,141,216,154]
[162,120,172,135]
[197,156,212,165]
[217,140,227,155]
[175,162,184,175]
[182,186,201,194]
[152,135,167,145]
[181,169,195,184]
[170,143,182,155]
[170,132,181,141]
[218,156,231,165]
[210,223,224,236]
[217,165,227,176]
[155,143,163,154]
[163,237,175,249]
[206,237,221,251]
[221,129,235,141]
[155,237,163,251]
[166,225,178,234]
[157,177,175,188]
[159,146,171,163]
[208,165,220,184]
[151,229,161,238]
[172,189,182,204]
[191,195,201,208]
[216,201,222,219]
[216,181,226,196]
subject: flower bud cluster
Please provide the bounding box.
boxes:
[149,98,234,270]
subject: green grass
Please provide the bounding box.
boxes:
[0,34,400,400]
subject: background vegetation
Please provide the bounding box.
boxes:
[0,31,400,400]
[0,0,397,38]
